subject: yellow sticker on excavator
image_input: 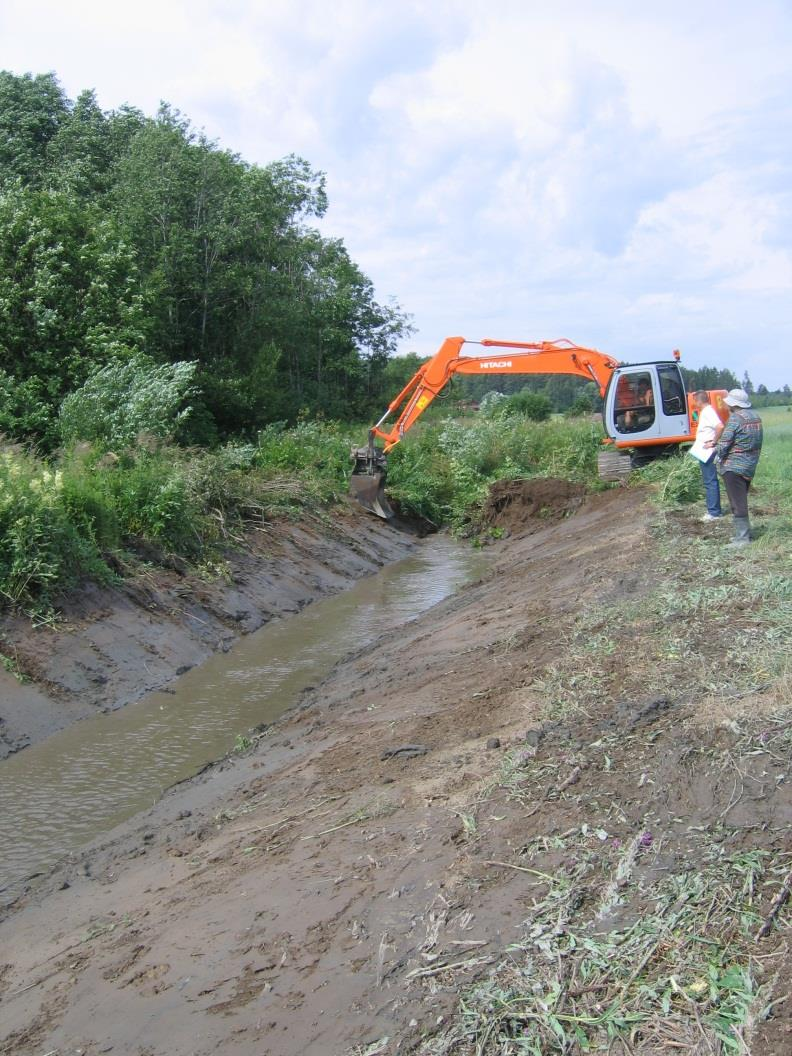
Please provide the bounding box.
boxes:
[416,395,430,409]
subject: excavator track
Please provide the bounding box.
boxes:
[597,448,632,483]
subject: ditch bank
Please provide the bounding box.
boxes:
[0,506,417,757]
[1,482,790,1056]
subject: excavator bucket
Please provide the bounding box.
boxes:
[350,437,395,520]
[349,469,395,519]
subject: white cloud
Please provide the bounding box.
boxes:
[626,173,792,292]
[2,0,792,385]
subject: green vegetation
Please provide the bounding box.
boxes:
[0,422,356,608]
[59,356,197,447]
[387,415,604,527]
[0,70,409,450]
[459,371,603,414]
[0,410,602,606]
[2,383,789,610]
[751,406,792,515]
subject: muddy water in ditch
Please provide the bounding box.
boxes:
[0,536,488,896]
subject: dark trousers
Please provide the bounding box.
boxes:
[723,471,751,518]
[700,458,722,516]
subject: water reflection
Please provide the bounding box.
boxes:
[0,536,487,893]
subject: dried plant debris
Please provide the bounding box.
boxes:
[419,844,791,1055]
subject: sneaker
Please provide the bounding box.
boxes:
[700,513,722,522]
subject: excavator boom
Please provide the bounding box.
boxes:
[371,337,619,452]
[351,336,621,518]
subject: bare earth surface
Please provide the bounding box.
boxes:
[0,511,416,757]
[1,486,790,1055]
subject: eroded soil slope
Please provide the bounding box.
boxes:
[0,510,415,757]
[1,485,790,1056]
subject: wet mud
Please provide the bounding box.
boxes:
[0,509,416,758]
[1,484,789,1056]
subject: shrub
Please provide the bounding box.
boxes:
[566,394,594,417]
[59,354,197,447]
[105,453,201,554]
[0,448,108,605]
[479,391,508,418]
[0,370,54,446]
[503,390,553,422]
[59,457,120,550]
[254,420,354,502]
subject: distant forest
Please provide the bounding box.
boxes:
[0,70,787,451]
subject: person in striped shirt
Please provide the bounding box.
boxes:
[716,388,764,546]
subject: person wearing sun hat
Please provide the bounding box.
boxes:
[715,388,763,546]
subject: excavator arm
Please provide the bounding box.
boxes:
[371,337,619,452]
[350,336,620,517]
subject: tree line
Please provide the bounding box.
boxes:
[0,71,411,450]
[1,70,787,452]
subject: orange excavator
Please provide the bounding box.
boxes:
[350,336,727,518]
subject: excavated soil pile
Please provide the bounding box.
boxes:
[480,476,587,533]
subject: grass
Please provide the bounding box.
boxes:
[414,407,792,1055]
[423,847,791,1054]
[753,406,792,511]
[0,422,357,610]
[0,411,605,608]
[0,403,786,612]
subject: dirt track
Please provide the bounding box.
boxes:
[1,485,790,1055]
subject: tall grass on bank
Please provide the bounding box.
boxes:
[0,449,109,605]
[387,416,604,526]
[0,422,357,609]
[0,413,611,608]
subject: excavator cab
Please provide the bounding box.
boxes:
[604,362,690,450]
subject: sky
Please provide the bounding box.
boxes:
[2,0,791,388]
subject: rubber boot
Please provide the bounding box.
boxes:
[729,516,752,546]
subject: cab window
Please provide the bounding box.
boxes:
[614,371,655,434]
[657,365,686,415]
